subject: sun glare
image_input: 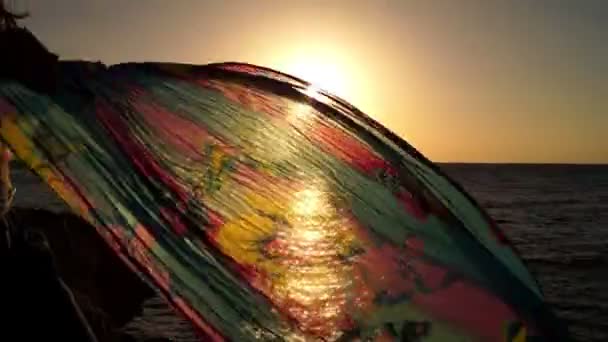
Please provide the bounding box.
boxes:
[270,46,377,125]
[283,56,351,100]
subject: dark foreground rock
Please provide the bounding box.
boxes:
[4,208,156,341]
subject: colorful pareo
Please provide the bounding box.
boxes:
[0,62,567,341]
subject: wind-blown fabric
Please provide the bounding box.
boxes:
[0,62,566,341]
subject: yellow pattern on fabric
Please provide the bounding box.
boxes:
[0,113,90,220]
[214,191,284,274]
[513,326,527,342]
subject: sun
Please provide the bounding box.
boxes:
[281,55,351,100]
[269,46,374,117]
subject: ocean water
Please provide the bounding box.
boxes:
[10,163,607,341]
[443,164,608,342]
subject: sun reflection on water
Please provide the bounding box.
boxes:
[272,181,354,338]
[217,94,361,339]
[292,187,324,219]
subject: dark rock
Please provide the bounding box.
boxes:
[4,207,156,341]
[0,27,59,94]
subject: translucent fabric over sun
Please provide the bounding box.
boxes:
[0,62,567,341]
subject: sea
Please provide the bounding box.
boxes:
[10,163,608,342]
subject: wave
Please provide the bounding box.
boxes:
[482,198,586,209]
[524,253,607,268]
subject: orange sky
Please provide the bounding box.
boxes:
[21,0,608,164]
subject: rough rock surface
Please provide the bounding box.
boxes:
[5,208,156,341]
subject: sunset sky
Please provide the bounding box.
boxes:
[19,0,607,164]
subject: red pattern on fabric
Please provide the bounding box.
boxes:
[411,279,519,341]
[347,220,520,340]
[160,206,188,236]
[357,244,417,296]
[310,123,397,176]
[0,98,14,115]
[132,99,220,160]
[207,81,289,119]
[396,190,429,221]
[404,236,426,258]
[172,296,225,341]
[95,101,189,204]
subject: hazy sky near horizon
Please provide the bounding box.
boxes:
[17,0,608,163]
